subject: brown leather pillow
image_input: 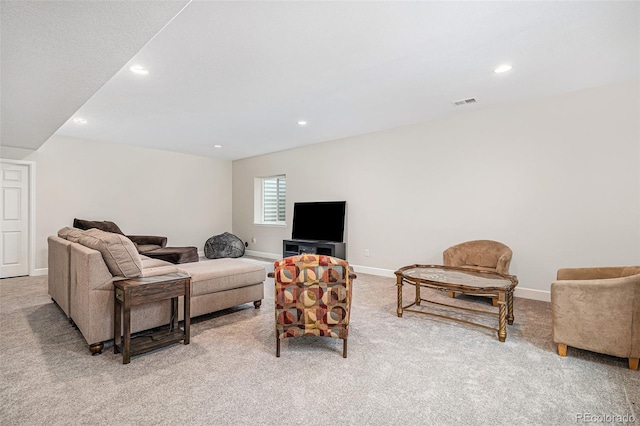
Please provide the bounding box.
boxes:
[73,218,124,235]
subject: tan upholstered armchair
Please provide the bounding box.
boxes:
[551,266,640,370]
[443,240,513,305]
[271,254,354,358]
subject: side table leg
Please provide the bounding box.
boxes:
[396,275,403,317]
[498,291,507,342]
[415,280,421,306]
[114,297,121,354]
[507,290,514,325]
[170,296,178,331]
[123,300,131,364]
[184,280,191,345]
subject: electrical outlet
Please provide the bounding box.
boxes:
[364,249,370,257]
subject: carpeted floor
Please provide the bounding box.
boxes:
[1,267,638,425]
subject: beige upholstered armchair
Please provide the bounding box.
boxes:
[551,266,640,370]
[443,240,513,306]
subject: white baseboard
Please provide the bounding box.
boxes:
[244,250,280,261]
[242,252,551,302]
[350,264,396,278]
[32,268,48,276]
[513,287,550,302]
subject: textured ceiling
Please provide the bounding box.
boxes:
[0,0,189,151]
[3,1,639,160]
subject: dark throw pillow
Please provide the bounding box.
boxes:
[73,218,125,235]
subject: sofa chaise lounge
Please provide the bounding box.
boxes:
[48,227,266,354]
[73,218,200,264]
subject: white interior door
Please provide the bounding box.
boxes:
[0,162,29,278]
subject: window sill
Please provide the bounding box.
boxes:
[253,222,287,227]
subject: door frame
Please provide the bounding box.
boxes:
[0,159,37,276]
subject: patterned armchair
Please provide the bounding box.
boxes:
[272,255,354,358]
[443,240,513,306]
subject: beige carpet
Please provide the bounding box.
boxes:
[1,270,638,425]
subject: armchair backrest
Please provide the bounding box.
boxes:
[443,240,512,275]
[274,254,352,339]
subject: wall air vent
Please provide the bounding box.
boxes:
[453,97,477,106]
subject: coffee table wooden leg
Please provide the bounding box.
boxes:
[396,275,403,317]
[498,291,507,342]
[415,280,421,306]
[507,290,514,325]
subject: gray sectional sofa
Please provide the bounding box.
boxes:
[48,227,266,354]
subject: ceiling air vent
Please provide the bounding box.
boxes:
[453,97,477,106]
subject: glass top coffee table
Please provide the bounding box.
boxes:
[395,265,518,342]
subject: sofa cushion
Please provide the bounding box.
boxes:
[140,255,174,269]
[179,258,266,296]
[136,244,163,254]
[78,229,143,278]
[57,227,84,243]
[73,218,125,235]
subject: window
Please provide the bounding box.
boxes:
[254,175,286,225]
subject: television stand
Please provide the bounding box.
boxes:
[283,239,346,260]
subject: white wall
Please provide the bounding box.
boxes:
[232,79,640,300]
[28,135,232,269]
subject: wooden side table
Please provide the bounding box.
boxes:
[114,272,191,364]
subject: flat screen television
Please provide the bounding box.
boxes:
[292,201,346,243]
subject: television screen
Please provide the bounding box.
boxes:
[292,201,346,243]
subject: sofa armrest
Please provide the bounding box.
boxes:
[556,266,629,281]
[127,235,168,248]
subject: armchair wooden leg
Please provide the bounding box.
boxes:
[557,343,567,357]
[629,358,639,371]
[343,339,348,358]
[276,337,280,358]
[449,292,455,299]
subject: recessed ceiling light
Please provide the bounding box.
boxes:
[297,120,307,126]
[214,145,222,148]
[73,118,87,124]
[130,65,149,75]
[494,64,513,74]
